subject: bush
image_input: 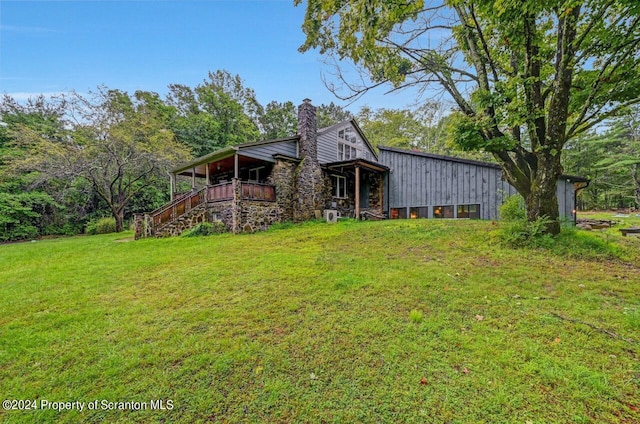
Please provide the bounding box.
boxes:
[180,221,227,237]
[499,194,526,221]
[501,216,555,248]
[85,217,117,235]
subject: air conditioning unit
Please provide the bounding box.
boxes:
[324,209,338,224]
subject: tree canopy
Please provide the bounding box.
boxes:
[296,0,640,233]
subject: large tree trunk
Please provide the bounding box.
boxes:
[500,151,563,235]
[113,208,125,233]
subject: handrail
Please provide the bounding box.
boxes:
[151,186,207,228]
[149,190,193,216]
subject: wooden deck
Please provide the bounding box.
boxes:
[151,181,276,229]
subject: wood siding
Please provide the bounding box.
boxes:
[317,122,378,164]
[317,129,338,164]
[380,148,575,220]
[239,140,298,162]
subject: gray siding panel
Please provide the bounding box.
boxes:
[380,148,576,221]
[317,130,337,164]
[240,141,297,162]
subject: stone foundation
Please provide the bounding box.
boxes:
[240,201,281,232]
[154,204,208,237]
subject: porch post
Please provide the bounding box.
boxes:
[170,173,176,201]
[192,167,196,189]
[205,162,210,186]
[355,165,361,220]
[379,174,384,214]
[234,153,239,179]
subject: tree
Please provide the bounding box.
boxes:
[167,70,261,156]
[317,102,353,128]
[0,95,68,239]
[14,88,190,232]
[564,105,640,209]
[259,101,298,139]
[296,0,640,234]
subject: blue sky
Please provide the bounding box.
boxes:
[0,0,421,112]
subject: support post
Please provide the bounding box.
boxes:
[379,174,384,214]
[170,174,176,201]
[355,166,360,220]
[192,167,196,189]
[205,162,210,186]
[234,154,239,179]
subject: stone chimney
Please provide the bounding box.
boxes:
[297,98,318,160]
[294,99,324,221]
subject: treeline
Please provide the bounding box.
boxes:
[1,70,638,241]
[563,106,640,211]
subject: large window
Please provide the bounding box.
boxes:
[332,175,347,198]
[433,205,454,218]
[457,204,480,219]
[409,207,428,219]
[390,208,407,219]
[338,127,358,144]
[338,142,357,161]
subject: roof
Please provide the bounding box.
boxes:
[172,136,300,174]
[324,158,389,173]
[378,145,590,183]
[379,145,502,169]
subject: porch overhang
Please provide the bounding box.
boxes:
[324,158,389,174]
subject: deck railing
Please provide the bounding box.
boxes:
[208,182,234,202]
[150,181,276,230]
[241,182,276,201]
[151,187,207,228]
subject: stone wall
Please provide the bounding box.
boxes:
[239,201,281,232]
[153,204,208,238]
[207,201,235,232]
[269,158,297,222]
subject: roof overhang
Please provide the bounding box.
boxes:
[325,158,389,173]
[172,146,237,174]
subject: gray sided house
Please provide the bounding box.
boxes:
[135,100,587,239]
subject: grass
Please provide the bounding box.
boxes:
[0,218,639,423]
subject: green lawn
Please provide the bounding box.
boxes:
[0,219,638,423]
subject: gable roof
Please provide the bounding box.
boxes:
[319,118,379,161]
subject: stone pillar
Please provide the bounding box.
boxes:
[295,99,324,221]
[134,214,143,240]
[232,178,241,233]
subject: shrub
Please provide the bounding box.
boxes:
[499,194,526,221]
[501,216,555,248]
[180,221,227,237]
[85,217,117,235]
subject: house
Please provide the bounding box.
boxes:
[134,99,588,238]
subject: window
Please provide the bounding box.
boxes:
[457,204,480,219]
[338,127,357,144]
[409,207,428,219]
[390,208,407,219]
[332,175,347,198]
[433,205,454,218]
[338,142,357,161]
[249,166,264,182]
